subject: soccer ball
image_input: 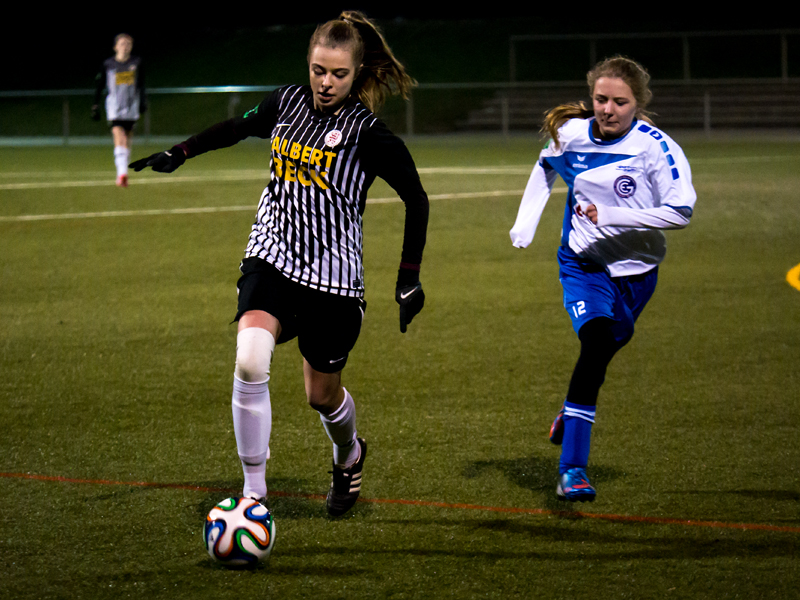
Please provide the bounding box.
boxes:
[203,497,276,567]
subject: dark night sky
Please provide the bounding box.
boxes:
[2,10,794,90]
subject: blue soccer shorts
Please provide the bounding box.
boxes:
[557,246,658,344]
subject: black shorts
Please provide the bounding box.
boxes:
[109,120,136,132]
[235,257,366,374]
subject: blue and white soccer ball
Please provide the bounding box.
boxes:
[204,497,276,567]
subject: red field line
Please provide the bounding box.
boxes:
[3,471,798,534]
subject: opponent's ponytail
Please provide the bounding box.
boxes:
[542,102,594,148]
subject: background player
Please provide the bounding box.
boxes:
[92,33,145,187]
[130,11,428,517]
[510,56,697,502]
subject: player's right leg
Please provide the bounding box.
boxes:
[231,259,299,502]
[232,310,281,502]
[554,318,619,502]
[554,247,628,501]
[111,124,131,187]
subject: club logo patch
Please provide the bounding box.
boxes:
[614,175,636,198]
[325,130,343,148]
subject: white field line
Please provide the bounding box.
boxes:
[1,152,794,222]
[1,153,795,190]
[0,188,570,222]
[1,153,796,191]
[0,165,544,222]
[0,166,531,191]
[0,171,270,190]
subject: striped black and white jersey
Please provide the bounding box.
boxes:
[181,84,429,298]
[95,56,145,121]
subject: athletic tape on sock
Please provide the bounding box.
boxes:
[235,327,275,383]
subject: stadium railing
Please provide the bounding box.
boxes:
[3,78,800,145]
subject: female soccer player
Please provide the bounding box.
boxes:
[510,56,696,502]
[93,33,146,187]
[131,12,429,517]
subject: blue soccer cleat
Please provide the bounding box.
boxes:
[556,467,596,502]
[549,404,565,445]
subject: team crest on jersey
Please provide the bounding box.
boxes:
[325,130,343,148]
[614,175,636,198]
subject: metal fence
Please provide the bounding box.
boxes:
[3,80,800,143]
[445,79,800,135]
[0,86,280,145]
[3,28,800,144]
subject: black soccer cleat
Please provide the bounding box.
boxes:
[326,438,367,517]
[245,490,270,511]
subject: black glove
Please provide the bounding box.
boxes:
[91,105,100,121]
[396,267,425,333]
[129,146,186,173]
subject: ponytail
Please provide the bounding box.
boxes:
[542,102,594,149]
[309,11,415,113]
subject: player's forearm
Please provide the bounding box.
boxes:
[399,190,429,267]
[595,204,692,229]
[181,119,247,158]
[510,162,555,248]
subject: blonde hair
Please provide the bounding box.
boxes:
[308,11,415,113]
[542,55,655,147]
[114,33,133,45]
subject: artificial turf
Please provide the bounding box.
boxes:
[1,134,798,599]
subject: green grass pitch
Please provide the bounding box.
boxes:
[1,133,799,599]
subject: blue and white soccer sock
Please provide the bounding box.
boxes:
[232,328,275,500]
[114,146,130,178]
[559,401,596,475]
[319,388,359,468]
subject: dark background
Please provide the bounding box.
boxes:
[3,10,796,90]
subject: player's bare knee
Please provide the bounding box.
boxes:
[306,389,331,412]
[234,328,275,384]
[306,387,341,414]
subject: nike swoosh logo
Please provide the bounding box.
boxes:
[400,287,419,300]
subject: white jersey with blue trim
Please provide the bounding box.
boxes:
[510,118,696,277]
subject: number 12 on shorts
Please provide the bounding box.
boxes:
[571,300,587,318]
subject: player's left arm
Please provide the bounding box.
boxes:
[362,121,429,333]
[593,138,696,229]
[130,92,278,173]
[91,64,105,120]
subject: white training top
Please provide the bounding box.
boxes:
[101,56,143,121]
[510,118,696,276]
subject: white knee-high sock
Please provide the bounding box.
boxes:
[319,388,359,468]
[232,376,271,499]
[114,146,129,177]
[232,328,275,499]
